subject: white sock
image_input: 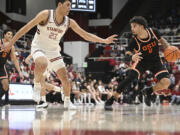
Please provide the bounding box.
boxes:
[34,82,41,90]
[41,96,46,102]
[34,79,40,85]
[64,96,70,102]
[64,96,70,108]
[53,86,61,92]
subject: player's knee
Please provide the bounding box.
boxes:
[41,62,48,68]
[36,61,48,70]
[3,84,9,91]
[35,58,48,69]
[160,78,171,88]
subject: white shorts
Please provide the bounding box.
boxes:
[31,47,65,72]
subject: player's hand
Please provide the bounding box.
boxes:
[104,34,118,44]
[132,52,143,62]
[19,72,24,80]
[1,42,13,52]
[25,57,31,65]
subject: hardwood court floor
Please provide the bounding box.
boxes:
[0,104,180,135]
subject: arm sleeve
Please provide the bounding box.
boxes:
[152,28,161,40]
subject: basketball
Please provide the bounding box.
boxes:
[164,46,180,62]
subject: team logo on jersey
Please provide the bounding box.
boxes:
[47,27,63,33]
[142,41,156,53]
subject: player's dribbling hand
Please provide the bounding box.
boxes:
[132,52,143,62]
[104,34,118,44]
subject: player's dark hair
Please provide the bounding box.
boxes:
[3,29,13,37]
[56,0,71,5]
[129,16,148,28]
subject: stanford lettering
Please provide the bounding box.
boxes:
[47,27,63,33]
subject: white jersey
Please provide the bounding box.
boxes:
[32,10,69,53]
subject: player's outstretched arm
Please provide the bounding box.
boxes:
[2,10,49,51]
[69,19,118,44]
[158,37,170,50]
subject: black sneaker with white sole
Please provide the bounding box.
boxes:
[36,101,48,108]
[142,87,153,107]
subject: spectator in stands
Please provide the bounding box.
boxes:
[170,80,180,105]
[29,70,34,84]
[104,45,112,57]
[169,74,176,89]
[87,81,101,105]
[71,80,82,105]
[21,66,29,80]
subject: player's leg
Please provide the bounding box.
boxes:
[1,79,9,105]
[36,86,48,108]
[105,61,145,110]
[143,73,170,105]
[36,73,62,108]
[0,66,9,106]
[49,54,76,109]
[0,84,4,106]
[32,50,49,83]
[56,67,75,109]
[40,74,62,93]
[39,69,62,93]
[105,69,139,110]
[143,61,170,104]
[32,51,48,102]
[34,56,48,83]
[153,74,170,92]
[151,61,170,93]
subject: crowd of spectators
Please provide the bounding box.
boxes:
[5,41,180,105]
[1,16,180,106]
[147,8,180,36]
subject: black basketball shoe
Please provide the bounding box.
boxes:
[142,87,153,107]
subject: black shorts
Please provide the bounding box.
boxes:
[0,65,8,80]
[131,60,169,81]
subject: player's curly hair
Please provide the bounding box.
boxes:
[56,0,71,5]
[129,16,148,28]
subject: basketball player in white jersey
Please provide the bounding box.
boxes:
[2,0,117,109]
[25,54,62,108]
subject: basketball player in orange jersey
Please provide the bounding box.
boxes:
[105,16,172,110]
[0,30,24,106]
[2,0,117,109]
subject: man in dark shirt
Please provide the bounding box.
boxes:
[105,16,172,110]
